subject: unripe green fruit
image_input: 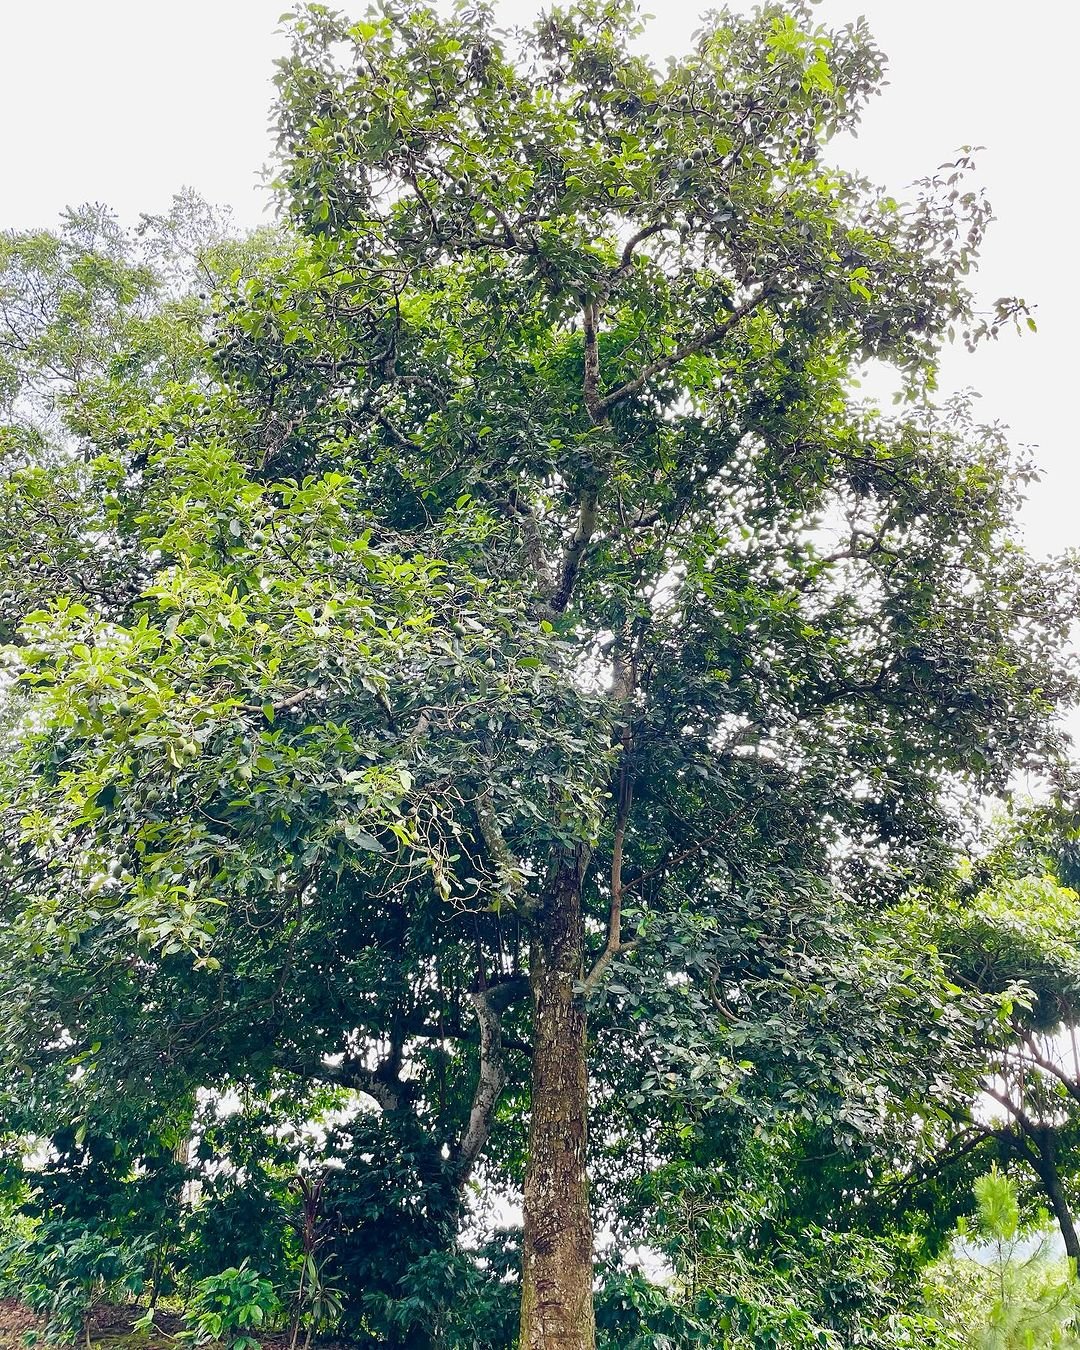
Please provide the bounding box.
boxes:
[198,633,214,649]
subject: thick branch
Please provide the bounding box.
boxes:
[987,1082,1080,1265]
[983,1082,1042,1139]
[581,772,634,995]
[546,277,760,616]
[474,787,535,915]
[622,810,751,900]
[541,288,770,616]
[454,988,507,1183]
[875,1126,993,1205]
[583,644,636,995]
[546,488,600,614]
[508,491,554,593]
[593,286,772,419]
[582,301,602,422]
[239,688,314,716]
[1031,1129,1080,1263]
[592,223,672,310]
[375,411,414,448]
[617,222,670,273]
[303,1055,404,1113]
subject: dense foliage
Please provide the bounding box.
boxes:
[0,1,1078,1346]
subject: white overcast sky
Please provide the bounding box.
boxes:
[1,0,1076,557]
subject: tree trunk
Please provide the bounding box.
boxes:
[520,852,596,1349]
[1033,1129,1080,1267]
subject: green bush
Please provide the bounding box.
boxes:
[182,1179,293,1288]
[0,1217,149,1346]
[179,1263,282,1350]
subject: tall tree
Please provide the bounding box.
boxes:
[1,3,1076,1345]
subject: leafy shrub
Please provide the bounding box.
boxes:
[180,1263,282,1350]
[595,1267,716,1348]
[0,1217,150,1346]
[288,1249,343,1350]
[320,1113,462,1341]
[366,1242,519,1350]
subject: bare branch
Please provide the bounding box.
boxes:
[454,988,507,1182]
[546,488,600,614]
[239,688,314,716]
[1018,1029,1080,1107]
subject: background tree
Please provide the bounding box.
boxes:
[925,814,1080,1264]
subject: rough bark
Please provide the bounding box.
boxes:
[520,850,596,1350]
[1033,1129,1080,1267]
